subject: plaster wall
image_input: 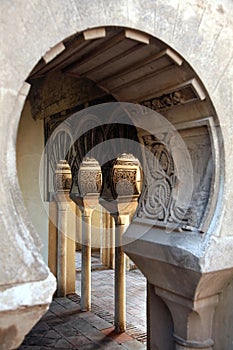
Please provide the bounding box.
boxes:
[16,101,49,263]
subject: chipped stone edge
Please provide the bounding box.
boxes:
[0,272,56,312]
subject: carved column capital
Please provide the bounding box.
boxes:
[154,286,219,350]
[70,157,102,213]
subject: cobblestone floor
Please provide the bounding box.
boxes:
[19,297,146,349]
[18,252,147,349]
[75,252,147,333]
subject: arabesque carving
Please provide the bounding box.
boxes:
[77,158,102,196]
[54,160,72,192]
[140,79,205,111]
[112,153,142,198]
[137,135,201,231]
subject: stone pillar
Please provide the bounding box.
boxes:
[70,157,102,312]
[147,282,174,350]
[81,209,93,311]
[101,212,115,269]
[54,160,72,297]
[114,215,129,332]
[55,197,69,296]
[109,215,115,269]
[154,287,218,350]
[76,205,82,250]
[101,210,108,266]
[99,154,142,333]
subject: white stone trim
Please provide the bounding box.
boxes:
[0,272,56,312]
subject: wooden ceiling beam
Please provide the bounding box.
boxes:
[29,29,108,78]
[64,30,127,74]
[81,42,143,77]
[29,35,86,78]
[110,64,175,93]
[97,48,183,87]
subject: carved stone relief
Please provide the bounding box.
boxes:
[137,135,182,226]
[140,78,206,112]
[54,160,72,192]
[137,124,213,232]
[77,158,102,196]
[112,154,142,198]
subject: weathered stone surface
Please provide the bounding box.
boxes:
[0,304,49,350]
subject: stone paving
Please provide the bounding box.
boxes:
[18,297,146,349]
[76,269,147,333]
[75,252,147,333]
[18,253,147,349]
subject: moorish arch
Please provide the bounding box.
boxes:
[1,1,233,349]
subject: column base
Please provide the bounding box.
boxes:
[174,334,214,350]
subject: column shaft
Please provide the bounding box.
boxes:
[81,214,92,311]
[115,223,126,333]
[57,208,67,297]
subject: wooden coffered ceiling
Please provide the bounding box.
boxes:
[28,27,205,105]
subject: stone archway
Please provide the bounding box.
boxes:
[1,2,233,349]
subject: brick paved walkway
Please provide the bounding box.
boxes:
[75,252,146,333]
[76,269,147,333]
[18,253,147,349]
[19,297,146,349]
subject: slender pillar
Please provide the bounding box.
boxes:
[109,215,115,269]
[101,210,108,266]
[99,154,142,333]
[70,157,102,312]
[114,215,128,333]
[54,160,72,297]
[81,211,92,311]
[56,200,68,297]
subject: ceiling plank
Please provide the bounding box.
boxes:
[110,64,175,93]
[97,48,183,87]
[29,35,86,78]
[82,42,143,77]
[64,30,127,74]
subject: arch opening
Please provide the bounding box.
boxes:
[16,24,222,348]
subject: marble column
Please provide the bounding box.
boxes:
[54,195,69,296]
[99,154,142,333]
[54,160,72,297]
[70,157,102,312]
[81,209,93,311]
[114,214,129,332]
